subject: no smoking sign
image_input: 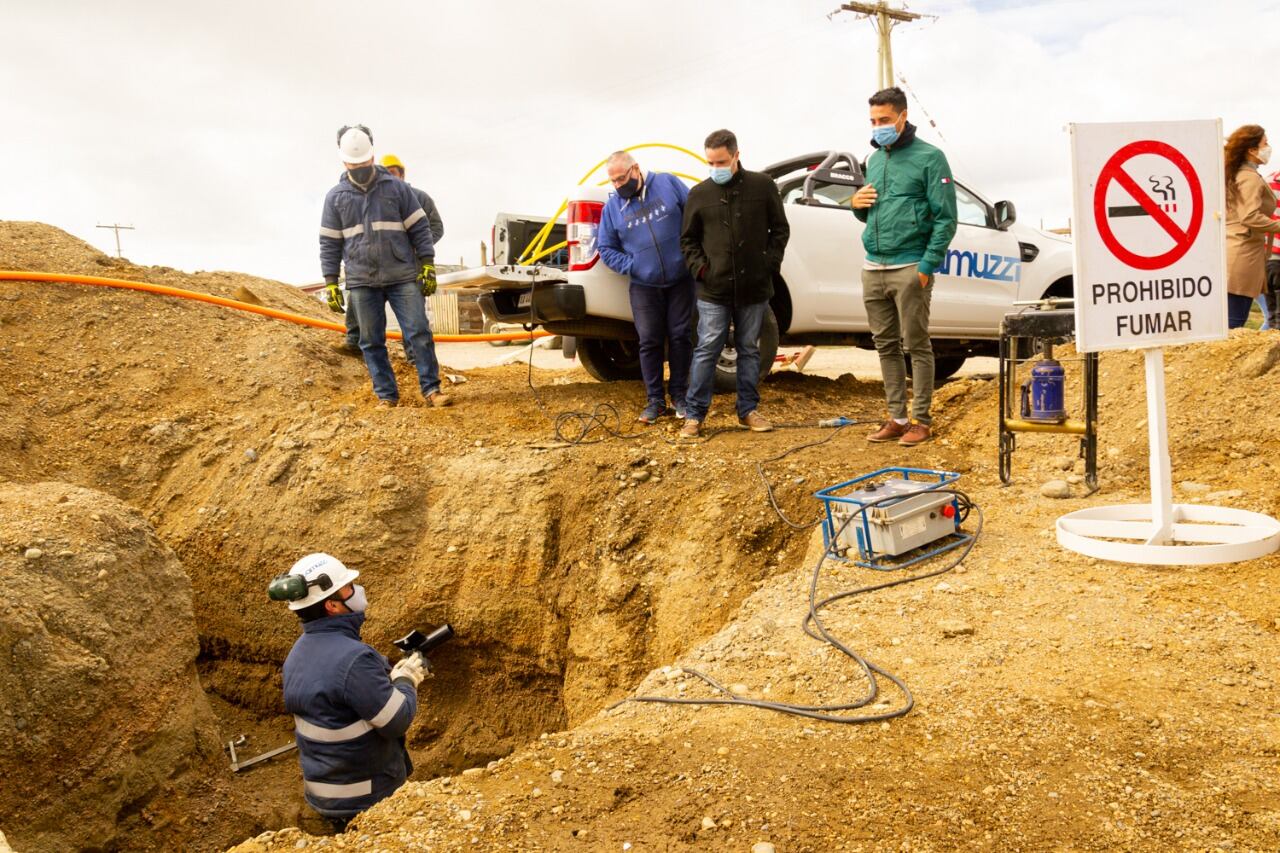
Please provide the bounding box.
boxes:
[1071,121,1226,353]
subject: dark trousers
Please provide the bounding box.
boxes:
[628,278,694,405]
[1227,293,1254,329]
[1263,261,1280,329]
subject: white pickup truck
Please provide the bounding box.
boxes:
[472,150,1074,390]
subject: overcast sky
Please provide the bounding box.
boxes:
[2,0,1275,284]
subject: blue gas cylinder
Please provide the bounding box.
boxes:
[1020,359,1067,422]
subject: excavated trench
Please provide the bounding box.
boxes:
[154,431,810,848]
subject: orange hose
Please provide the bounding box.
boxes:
[0,270,553,343]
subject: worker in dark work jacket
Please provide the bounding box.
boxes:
[597,151,694,424]
[679,128,790,439]
[319,124,453,409]
[278,553,426,826]
[337,152,446,361]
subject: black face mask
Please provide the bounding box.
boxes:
[348,164,376,186]
[616,173,641,199]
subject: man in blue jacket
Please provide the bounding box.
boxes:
[279,553,425,827]
[597,151,694,424]
[320,125,454,408]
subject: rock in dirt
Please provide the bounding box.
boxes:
[1054,455,1075,471]
[939,619,974,638]
[23,547,42,560]
[1040,480,1071,499]
[1179,481,1211,494]
[0,482,219,853]
[752,844,777,853]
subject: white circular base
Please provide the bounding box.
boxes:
[1057,503,1280,566]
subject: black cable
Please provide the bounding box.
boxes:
[754,421,876,530]
[612,487,983,724]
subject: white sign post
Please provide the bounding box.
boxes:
[1057,119,1280,564]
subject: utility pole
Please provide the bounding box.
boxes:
[96,223,135,258]
[832,2,925,90]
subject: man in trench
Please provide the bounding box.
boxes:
[276,553,426,828]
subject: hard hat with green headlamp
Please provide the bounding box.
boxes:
[268,552,359,610]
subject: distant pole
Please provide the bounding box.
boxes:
[96,223,135,258]
[832,2,926,89]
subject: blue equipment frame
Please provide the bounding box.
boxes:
[813,467,972,570]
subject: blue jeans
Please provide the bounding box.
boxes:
[684,299,767,421]
[1227,293,1254,329]
[348,282,441,402]
[346,298,412,360]
[629,278,694,405]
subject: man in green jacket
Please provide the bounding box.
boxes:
[850,86,957,446]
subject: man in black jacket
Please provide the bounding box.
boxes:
[679,129,790,438]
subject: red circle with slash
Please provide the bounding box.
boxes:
[1092,140,1203,271]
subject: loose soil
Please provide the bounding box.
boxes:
[1,222,1278,851]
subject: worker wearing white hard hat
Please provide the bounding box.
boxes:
[319,124,455,409]
[274,553,425,826]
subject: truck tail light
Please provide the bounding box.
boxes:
[567,200,603,271]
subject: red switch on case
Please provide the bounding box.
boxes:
[942,504,955,519]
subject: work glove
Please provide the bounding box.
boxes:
[390,653,428,688]
[418,262,437,297]
[325,282,345,313]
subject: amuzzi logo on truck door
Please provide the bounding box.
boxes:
[939,250,1021,283]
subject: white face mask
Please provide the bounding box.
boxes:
[343,584,368,613]
[1257,145,1272,165]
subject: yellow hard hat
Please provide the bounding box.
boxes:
[380,154,405,170]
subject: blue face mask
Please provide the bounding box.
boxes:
[871,123,901,148]
[710,165,734,185]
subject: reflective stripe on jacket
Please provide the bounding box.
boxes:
[282,612,417,819]
[319,166,435,288]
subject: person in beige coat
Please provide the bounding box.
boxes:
[1225,124,1280,328]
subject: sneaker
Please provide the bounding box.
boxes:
[737,411,773,432]
[679,419,702,440]
[637,400,672,425]
[376,398,397,409]
[867,420,908,443]
[426,391,454,408]
[899,423,932,446]
[333,340,362,357]
[674,403,688,421]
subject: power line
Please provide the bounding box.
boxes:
[829,2,934,90]
[95,222,134,258]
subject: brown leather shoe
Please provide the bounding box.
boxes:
[679,419,702,440]
[738,411,773,432]
[867,419,908,442]
[333,340,362,357]
[376,398,397,409]
[899,423,932,446]
[427,391,454,408]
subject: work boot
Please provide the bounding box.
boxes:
[637,400,672,425]
[899,423,932,446]
[738,411,773,432]
[376,398,397,409]
[333,339,362,357]
[679,419,702,440]
[867,419,908,443]
[426,391,454,408]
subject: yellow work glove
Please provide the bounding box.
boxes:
[418,262,437,297]
[325,283,345,313]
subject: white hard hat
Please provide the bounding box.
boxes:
[285,552,359,610]
[337,125,374,164]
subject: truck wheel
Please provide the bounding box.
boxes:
[488,322,511,347]
[712,306,780,394]
[933,355,967,382]
[578,338,643,382]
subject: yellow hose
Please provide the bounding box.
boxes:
[518,142,709,266]
[0,271,552,343]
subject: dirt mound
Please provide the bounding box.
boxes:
[0,481,218,852]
